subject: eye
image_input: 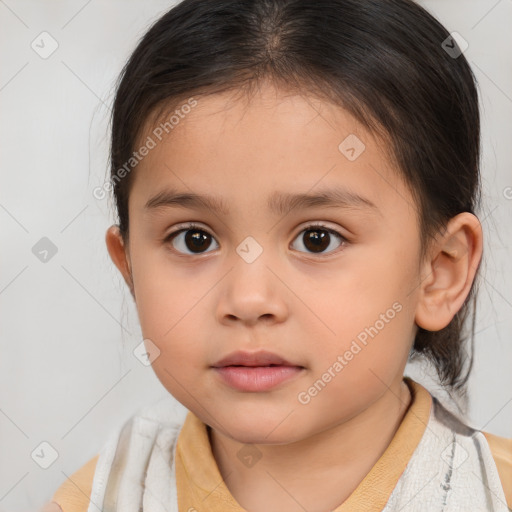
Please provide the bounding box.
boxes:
[164,223,219,255]
[290,223,346,255]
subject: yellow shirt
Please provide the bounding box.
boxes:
[52,378,512,511]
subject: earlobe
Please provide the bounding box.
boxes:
[414,212,483,331]
[105,225,135,297]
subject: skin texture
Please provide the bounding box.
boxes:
[106,82,483,511]
[39,502,62,512]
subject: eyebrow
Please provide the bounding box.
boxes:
[144,187,380,216]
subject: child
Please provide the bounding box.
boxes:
[48,0,512,510]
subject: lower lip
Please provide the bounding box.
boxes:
[213,366,304,392]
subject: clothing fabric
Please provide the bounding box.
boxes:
[52,377,512,511]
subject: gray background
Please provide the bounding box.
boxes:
[0,1,511,510]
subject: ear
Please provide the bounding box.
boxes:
[415,212,483,331]
[105,225,135,299]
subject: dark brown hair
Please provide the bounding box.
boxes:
[108,0,482,397]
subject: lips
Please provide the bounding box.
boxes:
[212,350,303,368]
[211,350,305,392]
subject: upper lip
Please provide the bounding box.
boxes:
[212,350,302,368]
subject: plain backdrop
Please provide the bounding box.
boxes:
[0,1,511,510]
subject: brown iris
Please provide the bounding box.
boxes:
[302,228,331,253]
[184,229,212,253]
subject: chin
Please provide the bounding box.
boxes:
[219,413,308,445]
[227,428,298,446]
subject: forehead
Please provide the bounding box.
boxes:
[130,84,416,221]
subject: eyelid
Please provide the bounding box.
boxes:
[164,221,212,239]
[294,221,343,236]
[290,222,348,255]
[164,222,220,257]
[293,221,349,243]
[165,221,347,240]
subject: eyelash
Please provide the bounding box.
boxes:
[164,222,348,257]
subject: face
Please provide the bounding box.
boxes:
[109,83,424,444]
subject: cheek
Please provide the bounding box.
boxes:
[129,254,210,365]
[313,262,412,336]
[318,309,411,377]
[308,256,417,379]
[130,249,199,337]
[137,295,206,367]
[145,321,207,403]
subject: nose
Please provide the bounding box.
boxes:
[215,251,289,327]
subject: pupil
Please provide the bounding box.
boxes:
[304,229,329,253]
[182,228,331,254]
[185,230,210,253]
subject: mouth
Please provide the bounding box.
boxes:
[224,363,294,367]
[211,351,305,392]
[212,365,305,391]
[212,350,303,369]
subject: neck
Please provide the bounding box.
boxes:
[209,378,412,512]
